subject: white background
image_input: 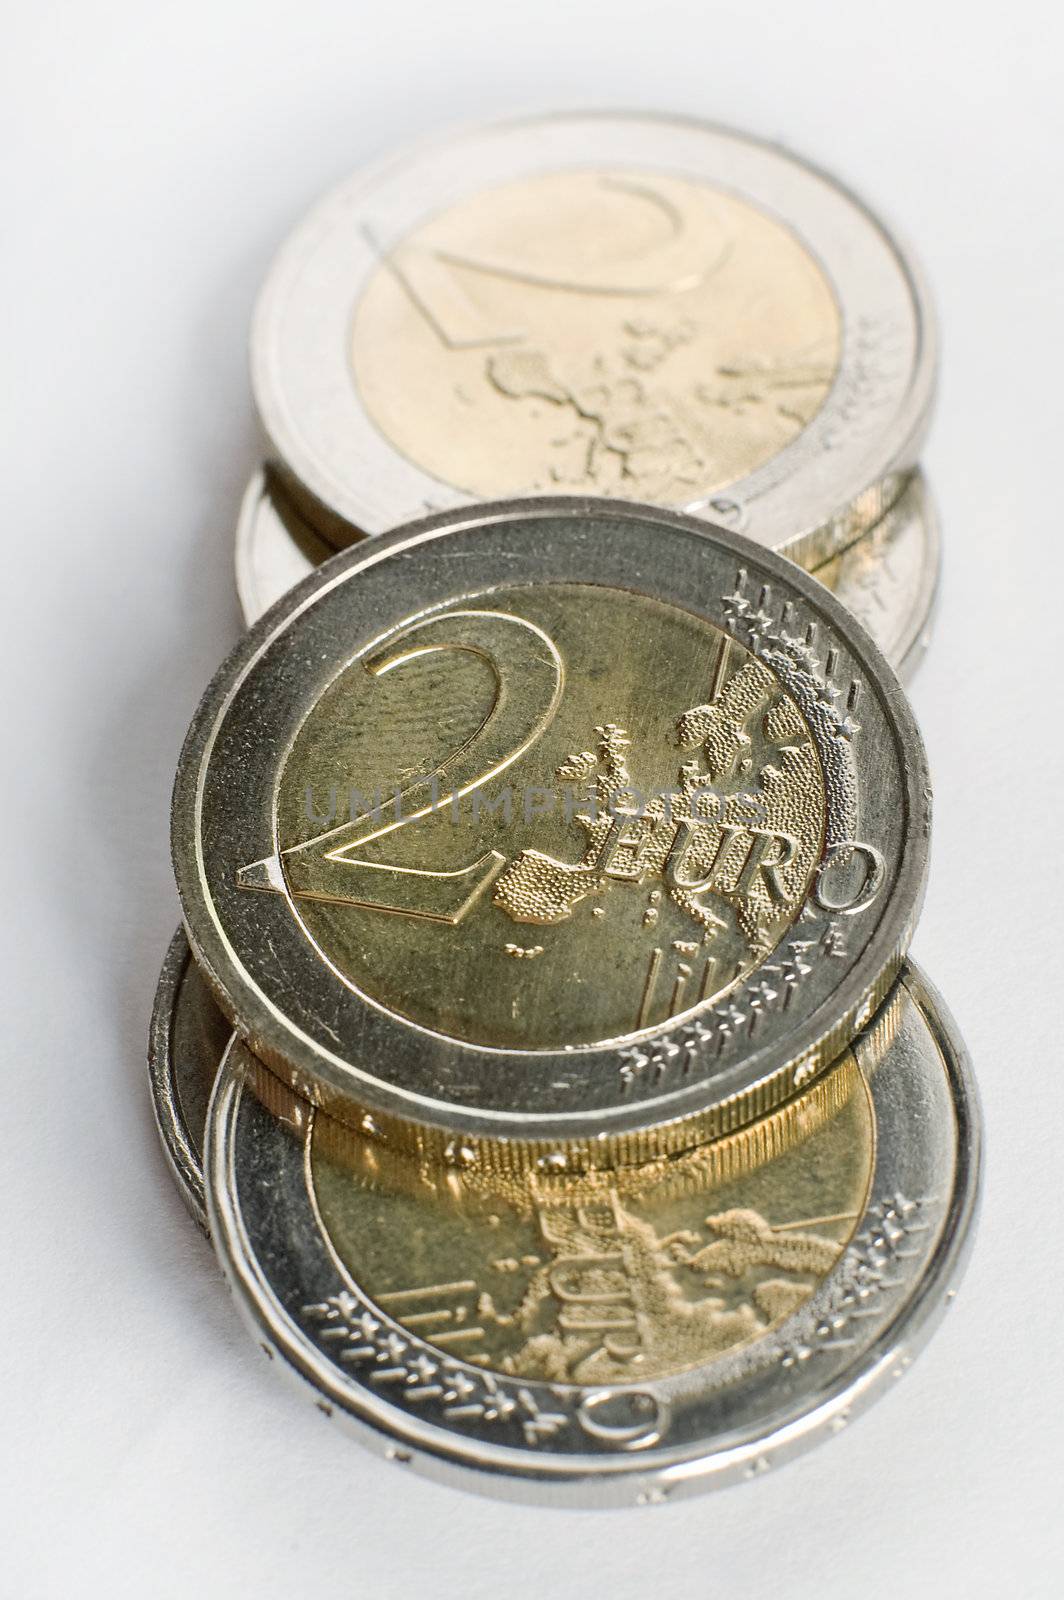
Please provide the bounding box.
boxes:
[3,3,1061,1595]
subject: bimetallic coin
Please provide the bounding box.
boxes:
[252,113,935,567]
[173,499,930,1165]
[145,924,870,1239]
[234,468,939,683]
[144,927,883,1236]
[206,965,980,1505]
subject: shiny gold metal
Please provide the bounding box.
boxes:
[175,500,928,1164]
[266,582,827,1051]
[234,467,941,685]
[304,1049,872,1384]
[208,965,976,1503]
[352,170,841,505]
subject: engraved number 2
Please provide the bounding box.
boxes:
[374,176,730,350]
[237,610,563,924]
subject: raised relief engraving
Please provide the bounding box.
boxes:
[476,1193,844,1385]
[778,1193,932,1367]
[249,584,831,1051]
[307,1053,872,1398]
[485,336,711,501]
[610,570,887,1087]
[352,171,842,503]
[721,573,861,846]
[239,608,563,921]
[493,655,823,962]
[577,1389,669,1451]
[302,1291,569,1445]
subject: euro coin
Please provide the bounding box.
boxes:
[172,498,929,1165]
[252,112,935,569]
[204,964,979,1504]
[234,468,939,683]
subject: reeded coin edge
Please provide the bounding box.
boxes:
[146,928,899,1220]
[233,467,940,691]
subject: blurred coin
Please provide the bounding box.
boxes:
[812,470,938,681]
[205,963,979,1504]
[253,112,934,567]
[234,468,938,682]
[234,468,333,626]
[173,498,929,1166]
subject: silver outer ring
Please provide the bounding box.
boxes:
[234,467,941,685]
[147,926,210,1232]
[173,496,930,1154]
[205,962,981,1506]
[251,111,936,566]
[234,468,334,629]
[164,466,941,1225]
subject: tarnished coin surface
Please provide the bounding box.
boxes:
[252,112,935,566]
[173,498,929,1165]
[235,469,939,683]
[205,965,980,1505]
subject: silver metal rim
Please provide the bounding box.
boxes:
[174,496,930,1152]
[147,926,209,1232]
[234,466,941,685]
[205,961,981,1506]
[813,469,940,684]
[234,468,336,629]
[887,473,941,681]
[251,110,936,564]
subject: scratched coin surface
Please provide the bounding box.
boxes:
[234,468,938,684]
[270,579,833,1056]
[173,499,929,1163]
[253,113,935,565]
[205,964,980,1505]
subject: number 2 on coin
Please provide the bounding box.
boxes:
[237,609,563,923]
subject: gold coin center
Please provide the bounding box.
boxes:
[351,169,842,502]
[273,582,828,1050]
[308,1052,873,1384]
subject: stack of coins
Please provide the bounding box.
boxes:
[151,113,980,1506]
